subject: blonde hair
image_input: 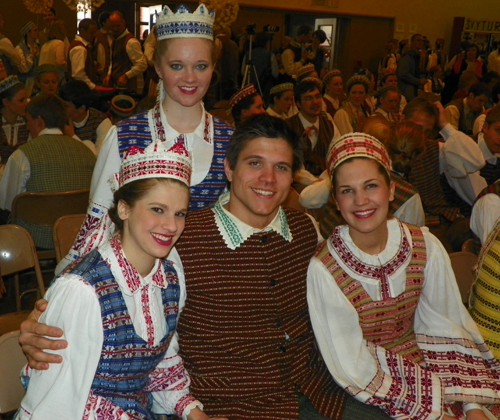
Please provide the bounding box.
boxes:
[386,121,426,178]
[153,38,216,67]
[363,115,392,145]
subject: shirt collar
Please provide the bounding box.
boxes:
[298,112,318,129]
[212,191,292,250]
[116,29,130,41]
[159,101,206,141]
[100,236,169,296]
[39,128,63,136]
[478,132,499,163]
[73,110,90,128]
[75,35,90,47]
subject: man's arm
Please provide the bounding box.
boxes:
[69,45,96,90]
[124,37,147,81]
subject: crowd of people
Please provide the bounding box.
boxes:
[2,3,500,420]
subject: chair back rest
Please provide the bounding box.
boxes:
[449,251,478,304]
[0,225,40,276]
[0,330,26,413]
[53,214,86,263]
[11,189,90,227]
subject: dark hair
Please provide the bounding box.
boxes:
[254,32,269,48]
[226,114,303,176]
[403,97,437,120]
[380,72,397,85]
[78,18,97,32]
[468,82,490,98]
[297,25,312,37]
[332,157,390,190]
[98,11,110,28]
[491,81,500,104]
[312,29,327,44]
[410,33,422,42]
[109,178,189,233]
[0,82,25,109]
[47,7,56,16]
[270,87,293,104]
[58,80,94,110]
[483,71,500,85]
[294,80,317,104]
[26,94,67,131]
[231,92,259,126]
[485,104,500,125]
[47,19,67,41]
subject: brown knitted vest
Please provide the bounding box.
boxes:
[68,39,97,84]
[176,206,346,420]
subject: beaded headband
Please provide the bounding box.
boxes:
[228,84,257,109]
[119,139,192,187]
[156,3,215,41]
[322,69,342,86]
[296,63,316,79]
[0,76,21,94]
[34,64,60,79]
[270,83,294,96]
[346,75,371,93]
[300,76,323,91]
[327,132,391,176]
[20,21,36,36]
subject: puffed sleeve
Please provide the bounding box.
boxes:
[17,275,103,420]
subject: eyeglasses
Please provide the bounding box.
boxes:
[302,93,322,102]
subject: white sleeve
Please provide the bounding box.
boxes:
[0,150,30,211]
[0,37,22,68]
[15,45,33,74]
[95,118,113,152]
[299,177,331,209]
[18,275,103,420]
[294,166,319,186]
[444,105,460,130]
[125,38,148,79]
[333,109,353,136]
[445,170,487,206]
[281,48,302,76]
[69,45,96,90]
[307,256,443,419]
[470,194,500,245]
[473,114,486,136]
[393,193,425,226]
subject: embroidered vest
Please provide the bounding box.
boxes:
[319,173,418,238]
[0,118,30,163]
[115,112,231,211]
[75,107,107,144]
[287,113,332,176]
[409,139,462,224]
[68,249,180,420]
[112,32,136,90]
[315,222,426,363]
[68,39,97,84]
[19,135,95,248]
[175,207,347,420]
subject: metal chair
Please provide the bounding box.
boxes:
[0,225,45,311]
[0,330,26,415]
[10,189,90,261]
[52,214,86,263]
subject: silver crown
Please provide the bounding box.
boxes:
[156,3,215,41]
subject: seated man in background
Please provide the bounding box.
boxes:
[59,80,112,154]
[0,94,95,247]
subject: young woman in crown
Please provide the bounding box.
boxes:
[16,141,227,420]
[57,3,234,273]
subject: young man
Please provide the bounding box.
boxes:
[287,80,340,188]
[444,82,490,135]
[19,114,391,420]
[68,19,99,91]
[58,80,112,153]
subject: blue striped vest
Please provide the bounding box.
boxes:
[69,249,180,420]
[115,112,232,211]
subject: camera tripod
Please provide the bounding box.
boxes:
[241,31,263,96]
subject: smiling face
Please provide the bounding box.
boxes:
[482,121,500,154]
[119,180,189,276]
[155,37,215,111]
[37,72,59,95]
[333,158,394,253]
[348,83,367,108]
[224,136,293,229]
[298,87,322,121]
[327,76,343,98]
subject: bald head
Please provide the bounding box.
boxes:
[109,11,126,37]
